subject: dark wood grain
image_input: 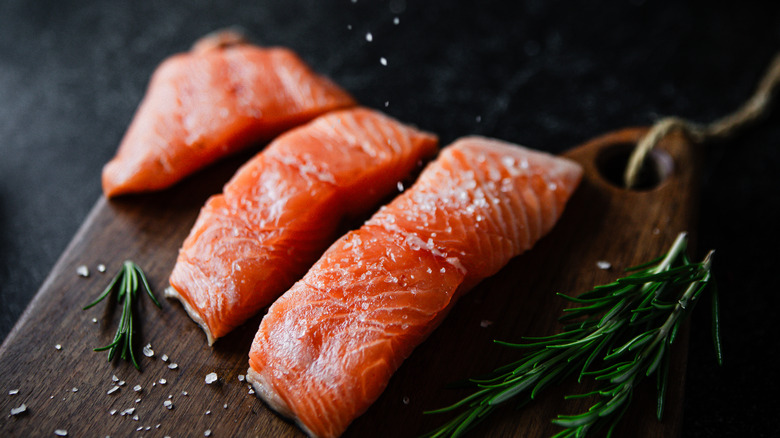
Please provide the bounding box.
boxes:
[0,128,700,437]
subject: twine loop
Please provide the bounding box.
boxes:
[625,52,780,188]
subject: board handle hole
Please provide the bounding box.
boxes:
[596,143,673,190]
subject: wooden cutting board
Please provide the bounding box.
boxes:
[0,127,700,437]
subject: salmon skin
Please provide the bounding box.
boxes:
[102,30,355,197]
[167,107,438,345]
[246,137,583,438]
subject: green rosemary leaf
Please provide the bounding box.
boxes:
[422,232,720,438]
[83,260,162,371]
[711,282,723,365]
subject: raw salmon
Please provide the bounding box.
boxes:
[246,137,583,438]
[167,107,438,345]
[102,30,355,197]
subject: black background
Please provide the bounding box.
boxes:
[1,1,778,436]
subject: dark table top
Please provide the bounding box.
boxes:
[1,1,778,436]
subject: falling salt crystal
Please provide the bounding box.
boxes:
[112,375,119,382]
[396,181,404,192]
[142,344,154,357]
[347,24,353,30]
[91,318,97,324]
[205,430,212,437]
[133,385,142,392]
[182,391,188,396]
[55,344,62,350]
[223,403,228,409]
[164,400,173,410]
[107,386,120,395]
[238,375,245,382]
[77,265,90,277]
[205,410,211,415]
[161,354,168,362]
[393,17,400,25]
[205,372,218,384]
[9,389,19,395]
[54,430,68,437]
[384,100,390,107]
[365,32,373,42]
[10,403,26,416]
[402,396,410,405]
[71,387,78,392]
[97,264,106,273]
[152,383,156,387]
[380,57,388,66]
[109,409,117,415]
[158,379,167,385]
[476,115,482,123]
[480,320,493,328]
[596,260,612,270]
[168,395,172,399]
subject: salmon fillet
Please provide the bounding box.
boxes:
[102,30,355,197]
[246,137,583,438]
[167,107,438,345]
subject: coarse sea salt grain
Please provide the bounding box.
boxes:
[132,414,139,421]
[55,344,62,350]
[365,32,373,42]
[98,264,106,273]
[118,381,125,386]
[380,57,388,66]
[9,389,19,395]
[133,385,142,392]
[112,375,119,382]
[182,391,188,396]
[205,430,212,437]
[168,363,178,370]
[107,386,120,395]
[205,410,211,415]
[159,379,167,385]
[164,400,173,410]
[10,403,26,416]
[71,387,78,392]
[92,318,98,324]
[238,375,245,382]
[143,344,154,357]
[161,354,168,362]
[205,372,218,384]
[54,429,68,437]
[109,409,117,415]
[77,265,90,277]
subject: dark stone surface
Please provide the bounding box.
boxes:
[1,0,777,436]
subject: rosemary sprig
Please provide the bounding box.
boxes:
[83,260,161,370]
[423,232,721,438]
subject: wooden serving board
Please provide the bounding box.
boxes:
[0,128,700,437]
